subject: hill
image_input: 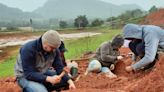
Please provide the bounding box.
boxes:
[34,0,142,19]
[0,3,41,21]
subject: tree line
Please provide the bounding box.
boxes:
[0,6,159,31]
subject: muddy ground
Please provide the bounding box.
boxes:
[1,47,164,92]
[0,32,101,48]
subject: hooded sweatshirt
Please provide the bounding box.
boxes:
[123,24,164,70]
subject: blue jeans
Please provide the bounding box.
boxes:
[17,70,68,92]
[101,67,110,73]
[17,78,48,92]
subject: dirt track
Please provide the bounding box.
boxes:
[0,32,101,48]
[1,47,164,92]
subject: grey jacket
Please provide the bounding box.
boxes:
[123,24,164,70]
[96,41,120,67]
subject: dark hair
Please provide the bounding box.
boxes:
[111,34,124,48]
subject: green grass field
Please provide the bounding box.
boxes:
[0,56,16,77]
[65,29,121,59]
[0,28,121,77]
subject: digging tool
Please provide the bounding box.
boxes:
[75,75,81,82]
[59,67,70,78]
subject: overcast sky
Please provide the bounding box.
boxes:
[101,0,164,10]
[0,0,163,12]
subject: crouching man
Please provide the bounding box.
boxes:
[85,35,124,78]
[14,30,75,92]
[123,24,164,72]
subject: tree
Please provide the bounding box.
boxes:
[106,9,144,29]
[106,16,117,22]
[118,9,144,23]
[149,5,158,13]
[74,15,88,29]
[91,18,104,27]
[131,9,143,18]
[59,20,67,28]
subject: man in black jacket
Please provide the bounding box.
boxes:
[15,30,75,92]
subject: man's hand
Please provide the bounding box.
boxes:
[125,66,133,72]
[63,67,70,74]
[52,75,61,84]
[67,79,76,90]
[117,55,124,60]
[46,75,61,85]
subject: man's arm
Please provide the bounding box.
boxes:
[21,48,47,83]
[100,43,117,63]
[132,31,159,70]
[52,49,70,82]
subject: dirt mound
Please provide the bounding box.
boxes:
[63,47,164,92]
[0,77,21,92]
[127,54,164,92]
[1,47,164,92]
[144,8,164,28]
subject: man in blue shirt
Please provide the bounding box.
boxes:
[15,30,75,92]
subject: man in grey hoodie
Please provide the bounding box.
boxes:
[123,24,164,72]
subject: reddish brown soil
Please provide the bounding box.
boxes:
[144,8,164,28]
[0,77,21,92]
[1,47,164,92]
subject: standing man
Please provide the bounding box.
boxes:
[123,24,164,72]
[15,30,75,92]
